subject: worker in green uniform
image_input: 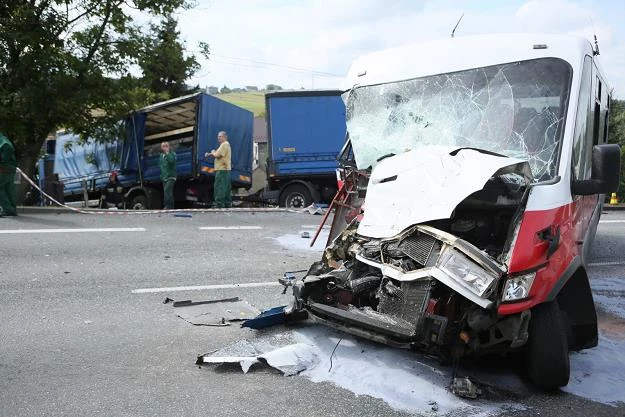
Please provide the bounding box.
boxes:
[0,133,18,216]
[159,141,177,209]
[206,131,232,208]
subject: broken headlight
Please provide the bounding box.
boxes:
[501,272,536,302]
[439,249,496,297]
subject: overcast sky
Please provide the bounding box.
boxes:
[173,0,625,97]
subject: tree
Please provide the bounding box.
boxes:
[0,0,200,198]
[220,85,231,94]
[266,84,283,91]
[608,98,625,198]
[138,17,201,99]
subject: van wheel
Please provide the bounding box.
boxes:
[130,194,148,210]
[280,184,313,208]
[527,301,570,390]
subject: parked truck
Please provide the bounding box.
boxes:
[264,90,346,208]
[38,92,253,209]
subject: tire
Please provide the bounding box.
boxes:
[527,301,570,390]
[130,194,148,210]
[279,184,313,209]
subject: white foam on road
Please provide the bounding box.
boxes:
[289,326,519,416]
[565,335,625,405]
[132,281,279,294]
[273,230,329,252]
[198,226,263,230]
[592,276,625,320]
[0,227,146,234]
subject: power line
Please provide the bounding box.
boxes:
[210,53,343,77]
[205,58,342,78]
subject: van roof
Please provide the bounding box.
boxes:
[343,33,598,90]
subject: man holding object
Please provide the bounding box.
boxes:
[205,131,232,208]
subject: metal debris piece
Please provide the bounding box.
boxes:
[450,376,482,399]
[301,231,310,238]
[197,339,319,376]
[170,297,260,326]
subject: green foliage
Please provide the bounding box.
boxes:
[265,84,283,91]
[220,85,231,94]
[138,17,201,98]
[608,99,625,197]
[0,0,200,174]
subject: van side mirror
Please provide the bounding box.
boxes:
[571,144,621,195]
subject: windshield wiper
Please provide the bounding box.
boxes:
[449,147,506,158]
[376,152,396,162]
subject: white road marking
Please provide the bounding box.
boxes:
[132,281,280,294]
[588,261,625,267]
[198,226,263,230]
[301,225,331,229]
[599,220,625,224]
[0,227,146,234]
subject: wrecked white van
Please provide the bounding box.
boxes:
[287,34,621,390]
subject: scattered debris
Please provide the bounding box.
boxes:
[450,376,482,399]
[301,231,310,238]
[168,297,260,326]
[197,338,319,376]
[174,212,193,218]
[291,203,328,215]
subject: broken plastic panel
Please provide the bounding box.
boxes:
[346,58,571,181]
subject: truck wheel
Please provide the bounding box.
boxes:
[280,184,313,209]
[130,194,148,210]
[527,301,570,390]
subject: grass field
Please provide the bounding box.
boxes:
[214,91,266,117]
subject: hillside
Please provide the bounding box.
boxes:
[214,91,266,117]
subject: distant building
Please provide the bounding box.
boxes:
[246,86,259,91]
[231,88,245,93]
[207,86,219,94]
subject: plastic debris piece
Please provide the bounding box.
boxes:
[174,212,193,218]
[301,231,310,238]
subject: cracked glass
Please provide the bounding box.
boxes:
[345,58,572,181]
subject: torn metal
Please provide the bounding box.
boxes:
[168,297,260,326]
[197,339,319,376]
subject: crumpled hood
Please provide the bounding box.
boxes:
[357,146,532,238]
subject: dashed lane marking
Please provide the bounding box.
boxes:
[132,281,280,294]
[0,227,146,234]
[198,226,263,230]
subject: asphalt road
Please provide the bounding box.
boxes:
[1,209,624,417]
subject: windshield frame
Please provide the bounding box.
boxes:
[343,57,574,181]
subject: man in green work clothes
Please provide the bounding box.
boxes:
[206,131,232,208]
[0,133,18,216]
[159,141,177,209]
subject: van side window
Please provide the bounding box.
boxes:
[572,56,592,181]
[604,94,611,143]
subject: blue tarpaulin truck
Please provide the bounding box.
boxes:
[264,90,346,208]
[39,92,253,209]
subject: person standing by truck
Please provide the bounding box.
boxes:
[0,133,17,216]
[159,141,177,209]
[206,131,232,208]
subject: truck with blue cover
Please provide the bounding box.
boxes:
[264,90,346,208]
[40,92,253,208]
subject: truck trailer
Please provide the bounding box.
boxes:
[264,90,346,208]
[40,92,253,209]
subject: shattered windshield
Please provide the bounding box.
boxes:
[346,58,572,180]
